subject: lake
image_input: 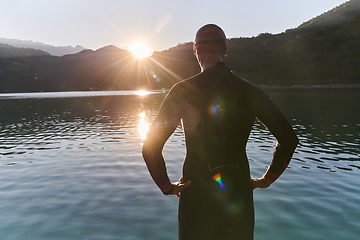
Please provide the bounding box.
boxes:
[0,88,359,240]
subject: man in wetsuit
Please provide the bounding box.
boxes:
[142,24,299,240]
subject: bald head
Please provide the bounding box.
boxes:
[193,24,227,71]
[193,24,227,55]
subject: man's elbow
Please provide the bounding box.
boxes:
[289,133,299,150]
[142,140,161,162]
[142,141,150,160]
[278,132,299,151]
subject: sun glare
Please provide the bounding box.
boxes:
[130,42,151,58]
[135,90,150,96]
[138,112,149,140]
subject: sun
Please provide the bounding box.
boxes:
[135,90,150,96]
[130,42,151,58]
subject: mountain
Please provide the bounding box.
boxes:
[226,0,360,86]
[1,0,360,93]
[0,43,50,58]
[287,0,359,34]
[0,38,87,56]
[0,44,193,92]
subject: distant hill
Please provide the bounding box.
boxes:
[0,43,50,58]
[1,0,360,93]
[287,0,359,34]
[0,44,192,92]
[0,38,87,56]
[225,0,360,86]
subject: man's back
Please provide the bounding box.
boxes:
[165,62,269,183]
[156,62,267,239]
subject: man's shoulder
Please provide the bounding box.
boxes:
[178,72,203,84]
[170,65,265,97]
[170,73,203,92]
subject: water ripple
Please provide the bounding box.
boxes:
[0,90,359,239]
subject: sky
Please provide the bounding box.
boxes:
[1,0,349,53]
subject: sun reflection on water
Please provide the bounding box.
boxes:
[138,112,149,140]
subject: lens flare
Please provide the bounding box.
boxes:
[209,103,219,115]
[155,14,173,33]
[213,173,224,188]
[225,198,245,216]
[213,173,246,216]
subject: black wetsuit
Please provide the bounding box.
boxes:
[143,62,296,240]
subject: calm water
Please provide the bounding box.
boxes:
[0,89,359,240]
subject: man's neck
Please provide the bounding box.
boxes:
[200,60,223,71]
[197,53,224,72]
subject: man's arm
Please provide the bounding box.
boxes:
[251,98,299,189]
[142,87,191,196]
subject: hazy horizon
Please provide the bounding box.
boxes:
[1,0,348,52]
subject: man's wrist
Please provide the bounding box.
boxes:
[162,184,174,195]
[261,175,274,186]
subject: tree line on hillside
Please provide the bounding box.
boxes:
[242,1,360,86]
[225,0,360,86]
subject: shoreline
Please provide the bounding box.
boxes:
[259,84,360,89]
[1,84,360,94]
